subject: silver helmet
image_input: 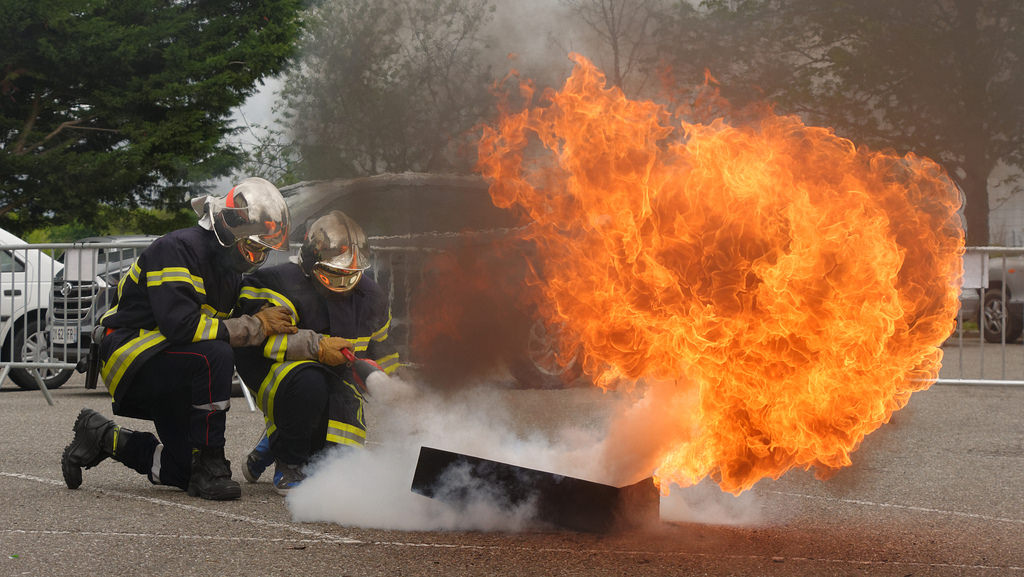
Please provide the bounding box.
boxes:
[193,177,290,270]
[298,211,371,293]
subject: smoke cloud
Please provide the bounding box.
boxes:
[286,373,764,531]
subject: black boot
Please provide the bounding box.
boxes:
[187,446,241,501]
[61,408,134,489]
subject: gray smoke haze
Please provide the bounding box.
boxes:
[286,373,763,531]
[482,0,578,88]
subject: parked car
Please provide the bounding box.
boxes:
[0,228,73,390]
[48,235,158,371]
[977,255,1024,343]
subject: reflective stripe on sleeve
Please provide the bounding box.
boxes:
[263,334,288,362]
[200,304,231,319]
[374,352,401,375]
[370,313,391,342]
[239,286,299,322]
[146,267,206,295]
[193,315,220,342]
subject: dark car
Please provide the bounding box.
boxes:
[280,173,585,389]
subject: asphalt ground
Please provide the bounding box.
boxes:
[0,343,1021,577]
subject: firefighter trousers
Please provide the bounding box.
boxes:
[263,365,366,467]
[111,340,235,490]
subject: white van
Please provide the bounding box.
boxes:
[0,228,73,389]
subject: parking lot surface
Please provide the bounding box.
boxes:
[1,345,1021,577]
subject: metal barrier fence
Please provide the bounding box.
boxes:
[942,246,1024,386]
[0,241,154,405]
[2,241,1021,407]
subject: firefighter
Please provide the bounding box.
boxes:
[60,177,297,501]
[233,210,399,494]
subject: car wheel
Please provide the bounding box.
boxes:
[8,317,74,390]
[509,319,584,389]
[981,288,1024,343]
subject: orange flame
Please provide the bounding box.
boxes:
[477,54,964,494]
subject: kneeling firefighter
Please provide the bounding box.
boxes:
[234,210,399,494]
[60,178,297,500]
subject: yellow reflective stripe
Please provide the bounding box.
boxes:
[99,303,118,323]
[239,286,299,322]
[349,336,371,352]
[193,315,220,342]
[102,329,167,398]
[326,420,366,447]
[127,261,141,284]
[101,262,141,324]
[256,360,313,424]
[146,267,206,295]
[200,304,231,319]
[370,313,391,341]
[375,352,400,375]
[263,334,287,362]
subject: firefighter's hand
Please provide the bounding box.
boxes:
[255,306,297,336]
[318,336,352,366]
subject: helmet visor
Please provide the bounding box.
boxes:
[220,206,289,251]
[312,262,362,293]
[238,237,271,266]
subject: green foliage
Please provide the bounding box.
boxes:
[0,0,304,237]
[558,0,671,96]
[24,206,195,243]
[664,0,1024,245]
[280,0,496,179]
[233,119,306,186]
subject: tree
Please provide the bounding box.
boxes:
[0,0,303,236]
[559,0,671,96]
[281,0,495,178]
[233,117,306,186]
[666,0,1024,246]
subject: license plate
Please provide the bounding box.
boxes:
[51,326,78,344]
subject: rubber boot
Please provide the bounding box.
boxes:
[187,446,241,501]
[61,408,134,489]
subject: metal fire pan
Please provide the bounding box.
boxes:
[411,446,659,532]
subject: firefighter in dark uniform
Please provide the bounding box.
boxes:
[233,210,399,494]
[60,177,297,501]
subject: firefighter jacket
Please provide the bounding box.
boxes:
[234,262,399,447]
[98,226,241,407]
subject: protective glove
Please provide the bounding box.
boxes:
[254,306,298,336]
[318,336,353,366]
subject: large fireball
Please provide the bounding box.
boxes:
[477,54,964,494]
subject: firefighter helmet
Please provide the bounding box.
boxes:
[192,177,291,270]
[298,211,371,293]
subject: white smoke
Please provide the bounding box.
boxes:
[660,480,765,526]
[286,373,765,531]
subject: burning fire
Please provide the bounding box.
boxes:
[477,54,964,494]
